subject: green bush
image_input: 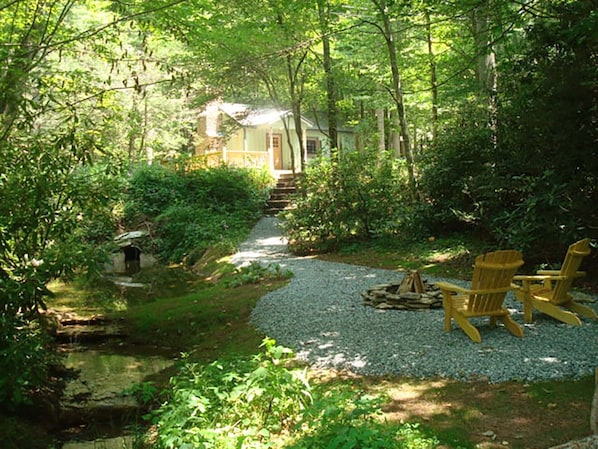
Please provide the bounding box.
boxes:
[155,205,225,262]
[417,126,496,234]
[151,339,312,449]
[150,339,441,449]
[289,420,439,449]
[281,150,409,253]
[124,163,273,263]
[488,171,583,256]
[0,314,55,407]
[124,164,186,219]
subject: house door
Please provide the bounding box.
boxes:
[268,133,283,170]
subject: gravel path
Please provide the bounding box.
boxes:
[233,217,598,382]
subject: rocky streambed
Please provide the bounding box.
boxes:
[47,311,175,449]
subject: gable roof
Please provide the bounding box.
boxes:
[217,102,314,128]
[219,103,288,127]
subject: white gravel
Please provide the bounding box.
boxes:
[233,217,598,382]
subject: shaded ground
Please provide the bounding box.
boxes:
[8,228,595,449]
[313,243,596,449]
[308,368,594,449]
[379,376,592,449]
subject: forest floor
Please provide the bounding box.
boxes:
[122,235,597,449]
[8,236,596,449]
[313,241,597,449]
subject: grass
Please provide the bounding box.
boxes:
[117,280,288,359]
[316,235,494,280]
[44,237,597,449]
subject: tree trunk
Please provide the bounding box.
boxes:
[287,51,307,172]
[472,1,498,144]
[425,9,439,142]
[376,108,385,153]
[392,111,402,157]
[317,0,338,152]
[374,0,417,197]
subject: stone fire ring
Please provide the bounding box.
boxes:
[361,275,443,311]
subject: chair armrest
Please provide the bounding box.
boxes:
[535,270,561,275]
[537,270,586,278]
[435,281,470,294]
[512,275,561,292]
[436,282,513,296]
[513,274,559,282]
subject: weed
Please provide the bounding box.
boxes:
[150,339,446,449]
[123,381,160,407]
[151,338,312,448]
[226,261,293,287]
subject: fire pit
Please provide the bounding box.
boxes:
[361,270,443,310]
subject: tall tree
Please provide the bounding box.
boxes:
[0,0,76,137]
[316,0,339,151]
[424,7,439,141]
[368,0,417,196]
[471,0,498,141]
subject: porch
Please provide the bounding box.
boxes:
[184,148,301,177]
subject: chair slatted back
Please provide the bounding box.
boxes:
[469,250,524,313]
[551,238,591,304]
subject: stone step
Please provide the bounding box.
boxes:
[264,205,296,215]
[272,185,296,193]
[265,173,299,215]
[267,199,291,208]
[276,180,295,188]
[269,191,294,200]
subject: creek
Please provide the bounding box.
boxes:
[56,339,175,448]
[51,249,191,449]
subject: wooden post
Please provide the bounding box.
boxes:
[268,129,275,173]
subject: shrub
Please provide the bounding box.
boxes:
[0,314,55,407]
[151,339,312,449]
[124,164,186,220]
[154,205,228,262]
[124,163,273,263]
[489,171,586,258]
[150,339,441,449]
[281,150,409,253]
[417,126,496,234]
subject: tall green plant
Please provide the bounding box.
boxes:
[418,125,495,234]
[152,339,312,449]
[150,339,442,449]
[124,163,273,262]
[281,150,408,253]
[0,315,54,407]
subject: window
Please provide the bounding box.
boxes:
[306,138,319,155]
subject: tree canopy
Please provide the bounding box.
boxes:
[0,1,596,406]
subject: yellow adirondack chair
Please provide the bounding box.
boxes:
[513,238,597,325]
[437,250,524,343]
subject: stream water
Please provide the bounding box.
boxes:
[57,341,174,449]
[53,250,188,448]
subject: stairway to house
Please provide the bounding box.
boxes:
[265,173,298,215]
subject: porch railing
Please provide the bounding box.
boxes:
[184,149,272,171]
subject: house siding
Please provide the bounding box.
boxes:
[196,101,355,173]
